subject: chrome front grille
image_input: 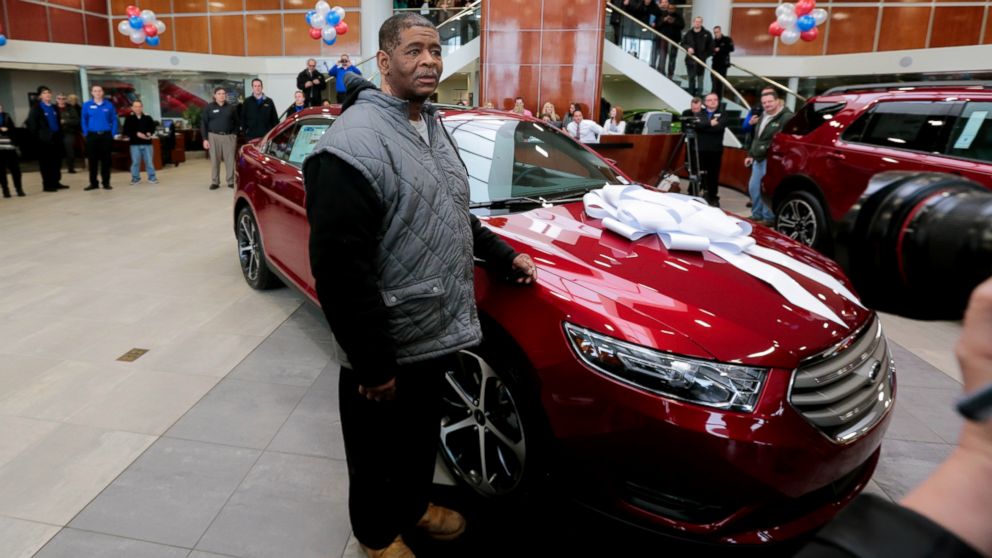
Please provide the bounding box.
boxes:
[790,317,895,443]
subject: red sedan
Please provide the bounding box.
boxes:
[233,106,895,545]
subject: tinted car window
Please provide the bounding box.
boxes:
[843,101,952,152]
[445,118,624,203]
[267,123,298,161]
[944,102,992,163]
[287,121,332,166]
[782,101,846,136]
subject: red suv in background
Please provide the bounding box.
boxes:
[763,82,992,250]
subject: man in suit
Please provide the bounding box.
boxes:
[297,59,327,107]
[744,90,792,224]
[26,86,67,192]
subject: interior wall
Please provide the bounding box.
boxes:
[601,79,672,115]
[0,69,80,124]
[436,75,469,105]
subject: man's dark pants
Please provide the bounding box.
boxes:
[699,149,723,207]
[38,137,63,190]
[337,92,347,104]
[86,131,113,187]
[712,63,728,98]
[339,355,452,550]
[687,61,706,96]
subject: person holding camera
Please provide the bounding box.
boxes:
[327,54,363,104]
[744,90,790,225]
[690,92,727,207]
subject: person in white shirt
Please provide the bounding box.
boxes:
[601,106,626,135]
[566,110,603,143]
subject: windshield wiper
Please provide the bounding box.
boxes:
[470,196,555,209]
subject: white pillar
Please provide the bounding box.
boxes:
[689,0,732,34]
[361,0,393,59]
[787,77,800,111]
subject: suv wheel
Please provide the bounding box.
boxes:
[776,191,829,249]
[439,341,544,500]
[236,206,282,290]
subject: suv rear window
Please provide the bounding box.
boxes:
[782,101,846,136]
[842,101,953,152]
[944,102,992,162]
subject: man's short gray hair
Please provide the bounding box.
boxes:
[379,13,435,53]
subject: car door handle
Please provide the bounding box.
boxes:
[826,152,845,160]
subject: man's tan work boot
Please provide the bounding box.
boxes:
[415,503,466,541]
[360,536,415,558]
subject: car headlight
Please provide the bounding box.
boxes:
[564,323,767,412]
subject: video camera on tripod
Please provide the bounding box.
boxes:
[657,113,706,197]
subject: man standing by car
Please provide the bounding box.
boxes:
[297,59,326,107]
[27,86,66,193]
[745,90,791,224]
[711,26,734,99]
[81,84,117,191]
[681,16,713,97]
[327,54,363,104]
[303,13,537,558]
[697,91,728,207]
[241,78,279,141]
[201,87,239,190]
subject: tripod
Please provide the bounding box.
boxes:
[657,124,704,198]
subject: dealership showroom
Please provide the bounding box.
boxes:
[2,0,992,556]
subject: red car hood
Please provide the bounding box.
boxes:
[481,202,870,369]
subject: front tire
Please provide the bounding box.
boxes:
[775,190,830,250]
[236,206,282,290]
[439,336,547,500]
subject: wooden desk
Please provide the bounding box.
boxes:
[590,134,749,194]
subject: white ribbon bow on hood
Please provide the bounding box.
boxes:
[583,185,863,327]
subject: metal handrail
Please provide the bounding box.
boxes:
[351,0,481,75]
[607,2,750,111]
[729,62,807,103]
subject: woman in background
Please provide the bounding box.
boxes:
[601,106,626,135]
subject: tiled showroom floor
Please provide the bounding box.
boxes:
[0,158,966,557]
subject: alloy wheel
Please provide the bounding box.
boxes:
[440,350,527,498]
[776,198,819,246]
[237,213,261,282]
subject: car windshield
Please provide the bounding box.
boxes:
[443,117,626,204]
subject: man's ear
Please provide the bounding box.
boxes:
[376,50,390,76]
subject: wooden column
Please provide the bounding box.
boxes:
[479,0,607,122]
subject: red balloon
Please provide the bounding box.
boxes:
[309,27,321,40]
[795,0,815,16]
[334,21,348,35]
[125,5,140,17]
[143,23,158,37]
[768,21,784,37]
[800,27,819,42]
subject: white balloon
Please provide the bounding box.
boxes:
[321,25,337,42]
[331,6,345,21]
[129,29,146,44]
[310,15,325,29]
[775,3,796,18]
[780,29,800,45]
[140,9,156,24]
[155,20,166,34]
[777,13,797,29]
[811,8,828,26]
[118,20,132,35]
[315,1,330,14]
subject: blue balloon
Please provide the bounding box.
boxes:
[146,35,160,46]
[326,11,341,26]
[797,14,816,32]
[0,34,7,47]
[323,36,336,45]
[305,9,316,25]
[129,15,143,29]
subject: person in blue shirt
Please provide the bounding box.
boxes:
[282,91,308,120]
[327,54,363,104]
[26,86,68,192]
[80,85,118,191]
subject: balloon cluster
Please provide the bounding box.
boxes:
[306,2,348,45]
[0,22,7,46]
[117,5,167,47]
[769,1,827,45]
